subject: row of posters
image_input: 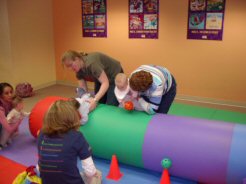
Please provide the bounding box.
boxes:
[82,0,107,37]
[81,0,159,39]
[81,0,226,41]
[187,0,226,40]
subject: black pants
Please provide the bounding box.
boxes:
[157,75,177,114]
[94,81,119,106]
[94,68,123,106]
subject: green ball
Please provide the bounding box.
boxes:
[161,158,172,169]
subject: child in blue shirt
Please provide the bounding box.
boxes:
[37,100,101,184]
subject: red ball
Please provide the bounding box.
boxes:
[124,101,134,111]
[29,96,67,138]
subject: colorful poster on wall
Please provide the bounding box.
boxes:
[129,0,159,39]
[187,0,226,40]
[82,0,107,37]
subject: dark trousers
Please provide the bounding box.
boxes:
[94,81,119,106]
[157,75,177,114]
[94,68,123,106]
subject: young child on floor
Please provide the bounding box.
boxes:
[72,88,91,124]
[37,100,102,184]
[114,73,143,111]
[1,95,29,147]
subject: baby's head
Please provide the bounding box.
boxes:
[115,73,128,91]
[12,95,24,111]
[68,98,82,120]
[68,98,80,110]
[76,87,87,98]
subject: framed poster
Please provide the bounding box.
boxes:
[129,0,159,39]
[82,0,107,37]
[187,0,226,40]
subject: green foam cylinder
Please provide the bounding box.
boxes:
[79,104,153,168]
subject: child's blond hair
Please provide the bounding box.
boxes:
[12,95,23,108]
[42,100,81,135]
[115,73,128,86]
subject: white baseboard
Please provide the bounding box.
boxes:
[56,80,77,87]
[176,94,246,109]
[33,81,56,90]
[56,80,94,91]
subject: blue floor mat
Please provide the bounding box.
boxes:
[78,157,197,184]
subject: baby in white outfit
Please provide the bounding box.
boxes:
[1,96,29,147]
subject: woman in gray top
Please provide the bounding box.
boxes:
[62,50,123,111]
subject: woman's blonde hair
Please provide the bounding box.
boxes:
[61,50,87,64]
[42,100,81,136]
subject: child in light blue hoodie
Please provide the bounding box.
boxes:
[71,88,91,125]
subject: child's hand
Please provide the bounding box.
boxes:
[94,170,102,180]
[24,112,31,116]
[10,116,19,123]
[88,170,102,184]
[82,169,102,184]
[15,116,24,124]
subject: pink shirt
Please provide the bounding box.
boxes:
[0,98,14,133]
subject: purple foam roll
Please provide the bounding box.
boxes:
[142,114,235,184]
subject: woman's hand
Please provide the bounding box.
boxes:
[87,97,98,111]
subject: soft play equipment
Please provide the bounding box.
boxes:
[13,166,42,184]
[29,96,67,138]
[29,96,246,184]
[160,158,172,184]
[107,155,123,181]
